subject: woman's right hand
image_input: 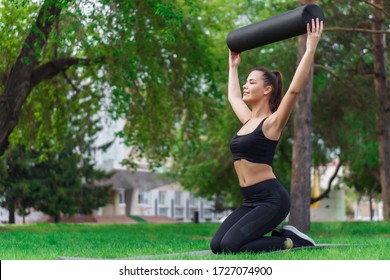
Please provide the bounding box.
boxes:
[229,50,241,68]
[306,18,323,52]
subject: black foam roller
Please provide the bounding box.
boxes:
[226,4,325,52]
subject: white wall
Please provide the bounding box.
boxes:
[0,207,8,223]
[311,189,346,221]
[94,113,128,171]
[310,159,346,222]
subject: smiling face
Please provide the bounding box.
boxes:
[242,70,272,106]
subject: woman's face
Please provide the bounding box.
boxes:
[242,71,271,105]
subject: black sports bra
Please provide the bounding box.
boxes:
[229,118,279,166]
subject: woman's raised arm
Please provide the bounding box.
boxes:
[272,18,324,130]
[228,51,251,124]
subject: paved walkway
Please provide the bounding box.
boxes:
[139,215,181,224]
[94,215,137,224]
[46,215,179,224]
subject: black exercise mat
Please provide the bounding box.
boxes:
[58,244,361,260]
[226,4,325,52]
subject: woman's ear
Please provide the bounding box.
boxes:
[264,85,273,96]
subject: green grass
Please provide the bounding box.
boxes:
[0,222,389,260]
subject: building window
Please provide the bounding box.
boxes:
[175,209,184,217]
[159,208,168,217]
[204,209,212,217]
[119,190,126,205]
[175,192,182,206]
[159,191,166,205]
[189,194,196,205]
[204,200,214,207]
[138,192,149,205]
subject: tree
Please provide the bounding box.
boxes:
[0,0,218,166]
[312,0,389,220]
[0,146,35,224]
[31,143,112,223]
[371,0,390,220]
[107,0,220,170]
[288,0,316,232]
[163,0,299,207]
[0,1,228,224]
[345,160,381,220]
[0,142,112,223]
[0,0,74,155]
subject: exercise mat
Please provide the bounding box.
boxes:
[226,4,325,52]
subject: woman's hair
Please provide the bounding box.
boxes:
[252,67,283,113]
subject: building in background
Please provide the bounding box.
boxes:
[0,207,8,224]
[93,114,226,223]
[309,157,384,222]
[353,196,383,221]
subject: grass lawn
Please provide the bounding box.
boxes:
[0,221,389,260]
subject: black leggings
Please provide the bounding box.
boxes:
[210,179,290,253]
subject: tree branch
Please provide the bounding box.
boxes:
[366,164,381,182]
[31,57,90,88]
[0,0,65,156]
[3,0,63,95]
[363,0,390,18]
[325,27,390,34]
[311,158,342,204]
[314,64,362,95]
[62,72,81,100]
[314,64,338,77]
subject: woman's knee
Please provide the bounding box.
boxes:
[210,237,222,254]
[220,237,240,253]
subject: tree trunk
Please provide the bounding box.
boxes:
[0,1,62,156]
[371,0,390,220]
[8,200,16,224]
[369,191,373,221]
[289,0,315,232]
[54,213,61,223]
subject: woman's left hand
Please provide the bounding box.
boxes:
[306,17,323,52]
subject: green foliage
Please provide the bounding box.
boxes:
[0,1,37,91]
[1,0,114,221]
[92,0,220,170]
[165,0,302,205]
[0,143,112,223]
[312,0,385,196]
[0,146,36,223]
[30,144,112,221]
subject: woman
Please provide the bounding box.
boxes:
[210,18,323,254]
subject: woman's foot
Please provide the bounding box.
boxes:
[281,225,316,248]
[271,226,282,236]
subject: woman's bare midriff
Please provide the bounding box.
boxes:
[234,159,276,187]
